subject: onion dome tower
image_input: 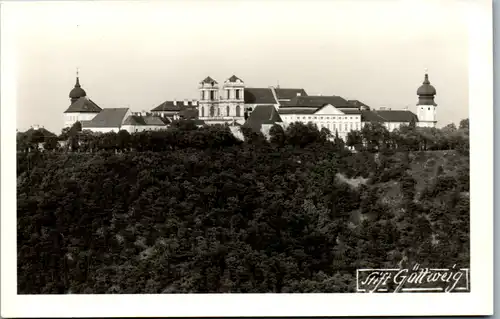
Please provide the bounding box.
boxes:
[416,70,437,128]
[69,69,87,104]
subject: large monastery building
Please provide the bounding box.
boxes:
[194,72,438,139]
[62,71,438,139]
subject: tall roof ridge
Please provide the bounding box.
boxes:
[269,105,275,120]
[374,110,389,121]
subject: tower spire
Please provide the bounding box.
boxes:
[423,68,429,84]
[75,67,81,87]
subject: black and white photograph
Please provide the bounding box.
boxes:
[1,0,494,317]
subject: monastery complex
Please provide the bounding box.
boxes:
[63,72,438,140]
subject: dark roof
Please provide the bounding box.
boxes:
[417,74,436,96]
[286,95,354,108]
[375,110,419,122]
[275,88,308,100]
[244,88,277,104]
[244,105,282,132]
[226,75,243,83]
[123,115,170,126]
[347,100,370,109]
[64,97,102,113]
[179,108,198,119]
[69,77,86,99]
[417,74,437,106]
[342,109,362,115]
[151,101,196,112]
[278,108,317,115]
[360,110,385,123]
[278,107,361,115]
[82,108,129,128]
[200,76,218,85]
[361,110,419,123]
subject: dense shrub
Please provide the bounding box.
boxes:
[16,121,470,293]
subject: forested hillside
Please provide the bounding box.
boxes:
[17,121,469,293]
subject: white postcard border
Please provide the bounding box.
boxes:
[1,0,493,317]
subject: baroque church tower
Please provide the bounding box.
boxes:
[220,75,245,123]
[63,69,102,128]
[416,71,437,128]
[198,76,219,118]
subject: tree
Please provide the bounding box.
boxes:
[43,136,59,151]
[459,119,469,130]
[346,130,363,151]
[117,130,131,151]
[69,121,83,135]
[360,122,391,152]
[269,124,286,147]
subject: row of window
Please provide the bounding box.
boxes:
[200,105,242,117]
[201,90,243,101]
[287,115,359,121]
[201,90,217,101]
[226,89,241,100]
[311,122,361,132]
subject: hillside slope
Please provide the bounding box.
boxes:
[17,148,469,294]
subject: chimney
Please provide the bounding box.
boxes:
[33,124,40,130]
[173,99,177,106]
[184,99,188,106]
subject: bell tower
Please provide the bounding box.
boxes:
[416,70,437,128]
[69,68,87,104]
[221,75,245,123]
[198,76,219,119]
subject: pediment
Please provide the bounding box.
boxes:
[314,104,345,115]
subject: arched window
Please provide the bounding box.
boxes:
[236,105,241,117]
[236,89,240,99]
[226,105,230,116]
[210,105,215,117]
[210,90,215,100]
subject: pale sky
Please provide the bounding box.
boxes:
[5,0,469,134]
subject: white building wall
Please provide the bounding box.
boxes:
[416,104,437,128]
[83,127,121,133]
[121,125,168,133]
[383,122,407,132]
[229,126,245,141]
[64,112,99,128]
[280,113,363,141]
